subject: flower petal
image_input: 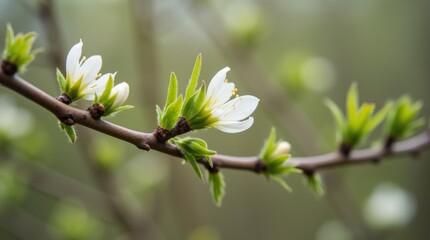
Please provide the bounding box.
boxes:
[111,82,129,107]
[81,73,111,100]
[213,95,259,121]
[213,117,254,133]
[206,67,230,100]
[66,40,83,81]
[79,55,102,86]
[208,82,235,109]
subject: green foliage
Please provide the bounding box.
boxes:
[207,171,226,207]
[385,96,424,140]
[326,83,392,150]
[304,174,325,197]
[157,72,183,130]
[2,24,40,73]
[180,54,218,131]
[51,200,102,240]
[172,137,216,181]
[185,53,202,101]
[259,128,302,192]
[58,121,77,143]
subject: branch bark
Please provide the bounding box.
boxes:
[1,71,429,175]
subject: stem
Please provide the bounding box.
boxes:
[1,71,429,174]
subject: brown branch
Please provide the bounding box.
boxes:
[1,71,429,175]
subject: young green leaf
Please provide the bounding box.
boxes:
[208,171,226,207]
[347,82,358,121]
[58,122,77,143]
[56,68,66,92]
[160,95,183,130]
[165,72,178,108]
[272,176,292,192]
[183,151,203,181]
[304,174,325,197]
[185,54,202,101]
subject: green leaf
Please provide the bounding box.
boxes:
[260,127,277,161]
[271,176,292,192]
[304,174,325,197]
[352,103,374,133]
[365,101,392,134]
[104,105,134,117]
[156,105,163,124]
[59,122,77,143]
[160,95,183,130]
[182,83,207,120]
[56,68,66,92]
[347,82,358,121]
[98,75,114,103]
[165,72,178,108]
[325,99,345,140]
[185,54,202,101]
[183,151,203,181]
[208,171,226,207]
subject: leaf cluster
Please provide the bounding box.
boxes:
[385,96,424,140]
[2,24,40,73]
[172,137,216,181]
[157,72,183,130]
[326,83,391,150]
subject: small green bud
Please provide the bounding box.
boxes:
[172,137,216,181]
[259,128,301,192]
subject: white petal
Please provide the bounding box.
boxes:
[79,55,102,86]
[66,40,83,81]
[206,67,230,100]
[207,82,235,109]
[213,95,259,121]
[213,117,254,133]
[111,82,129,107]
[81,73,111,100]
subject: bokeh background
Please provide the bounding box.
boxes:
[0,0,429,239]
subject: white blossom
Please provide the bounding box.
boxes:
[204,67,259,133]
[63,40,105,101]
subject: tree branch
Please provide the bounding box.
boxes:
[1,71,429,175]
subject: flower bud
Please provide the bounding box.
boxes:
[272,141,291,156]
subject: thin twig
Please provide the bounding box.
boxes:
[1,72,429,174]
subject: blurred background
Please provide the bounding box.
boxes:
[0,0,429,239]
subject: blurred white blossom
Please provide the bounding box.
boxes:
[0,96,33,138]
[363,183,416,230]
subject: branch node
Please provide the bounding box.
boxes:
[339,142,352,157]
[59,114,75,126]
[1,60,18,76]
[56,93,71,105]
[154,117,191,143]
[203,160,219,173]
[254,160,266,174]
[303,169,315,177]
[384,135,396,151]
[137,142,151,151]
[87,103,105,120]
